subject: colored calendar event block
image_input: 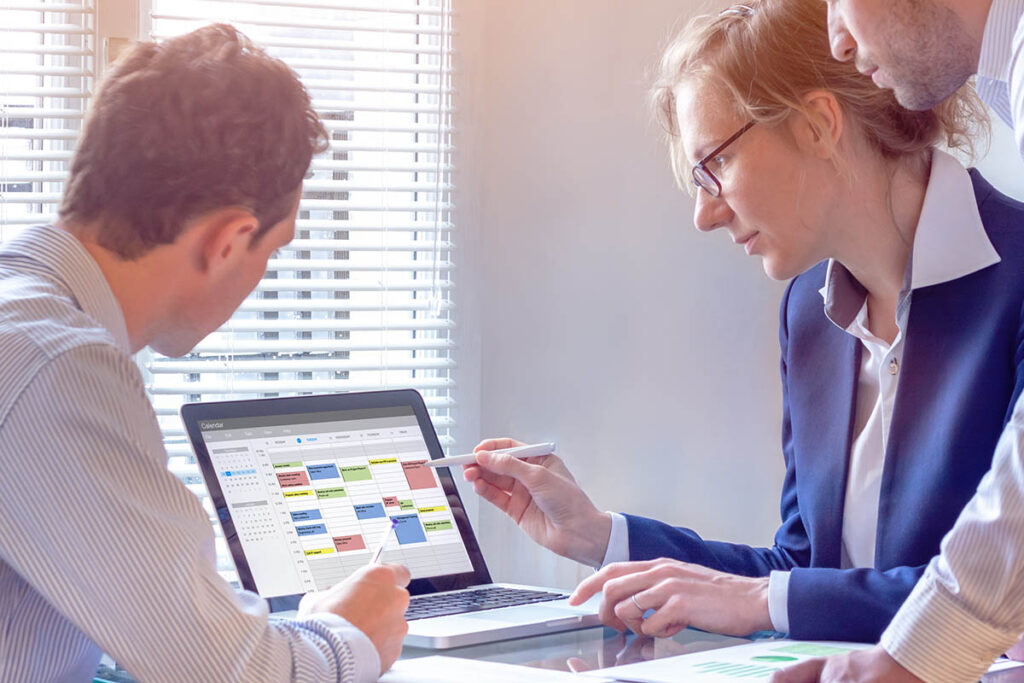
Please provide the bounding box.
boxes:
[341,465,372,482]
[333,535,367,552]
[276,470,311,487]
[401,460,436,490]
[392,513,427,544]
[383,496,400,507]
[354,502,386,520]
[306,463,340,480]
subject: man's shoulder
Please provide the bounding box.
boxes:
[0,271,128,412]
[0,269,121,361]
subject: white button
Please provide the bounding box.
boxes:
[888,358,899,375]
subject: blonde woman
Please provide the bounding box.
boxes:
[464,0,1024,643]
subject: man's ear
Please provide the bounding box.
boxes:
[791,89,845,160]
[189,207,259,274]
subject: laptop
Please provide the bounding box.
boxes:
[181,389,601,649]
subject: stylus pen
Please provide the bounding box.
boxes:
[369,518,398,565]
[425,442,557,468]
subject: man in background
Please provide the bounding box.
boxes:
[775,1,1024,681]
[0,24,409,682]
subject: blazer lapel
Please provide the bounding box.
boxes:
[794,324,861,568]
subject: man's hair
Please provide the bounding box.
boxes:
[60,24,329,259]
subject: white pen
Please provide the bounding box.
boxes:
[425,441,556,468]
[369,517,398,565]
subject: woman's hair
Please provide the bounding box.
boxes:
[652,0,988,191]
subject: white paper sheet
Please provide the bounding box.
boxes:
[579,640,1024,682]
[380,655,616,682]
[577,640,870,682]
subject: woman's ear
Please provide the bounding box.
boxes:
[791,89,845,160]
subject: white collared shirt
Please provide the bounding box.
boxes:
[601,150,1000,637]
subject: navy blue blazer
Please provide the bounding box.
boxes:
[624,170,1024,642]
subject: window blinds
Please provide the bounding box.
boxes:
[0,1,94,241]
[148,0,455,580]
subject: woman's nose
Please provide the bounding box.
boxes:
[693,188,733,233]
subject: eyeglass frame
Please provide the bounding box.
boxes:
[691,120,756,197]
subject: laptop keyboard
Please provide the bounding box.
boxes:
[405,586,565,621]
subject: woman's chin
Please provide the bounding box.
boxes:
[762,255,812,281]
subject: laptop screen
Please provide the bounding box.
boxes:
[184,392,488,601]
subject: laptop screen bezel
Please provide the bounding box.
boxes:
[182,389,492,610]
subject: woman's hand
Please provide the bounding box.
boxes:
[463,437,612,567]
[569,558,772,637]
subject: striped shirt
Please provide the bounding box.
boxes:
[880,3,1024,681]
[0,225,379,682]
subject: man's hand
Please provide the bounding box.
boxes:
[569,558,772,637]
[297,563,411,674]
[768,646,923,683]
[463,437,612,566]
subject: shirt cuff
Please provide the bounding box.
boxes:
[600,512,630,567]
[767,570,791,635]
[880,572,1020,683]
[307,613,381,683]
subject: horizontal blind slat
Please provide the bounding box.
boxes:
[276,239,453,251]
[0,2,92,11]
[151,12,443,37]
[190,339,454,354]
[234,300,453,313]
[149,358,454,373]
[264,261,452,272]
[216,319,453,332]
[149,0,442,17]
[148,377,454,394]
[253,281,451,293]
[153,396,455,419]
[295,220,452,231]
[1,23,92,34]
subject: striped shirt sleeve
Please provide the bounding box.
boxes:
[881,396,1024,683]
[0,342,378,682]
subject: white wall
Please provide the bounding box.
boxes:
[451,2,1024,592]
[454,0,787,590]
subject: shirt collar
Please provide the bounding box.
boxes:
[819,149,1000,328]
[978,0,1024,82]
[0,225,132,354]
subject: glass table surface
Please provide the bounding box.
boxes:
[401,625,1024,681]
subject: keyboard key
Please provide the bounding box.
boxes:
[406,587,563,620]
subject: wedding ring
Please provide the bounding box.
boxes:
[630,593,645,614]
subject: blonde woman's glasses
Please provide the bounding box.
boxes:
[691,120,756,197]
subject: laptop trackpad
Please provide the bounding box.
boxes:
[462,605,579,623]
